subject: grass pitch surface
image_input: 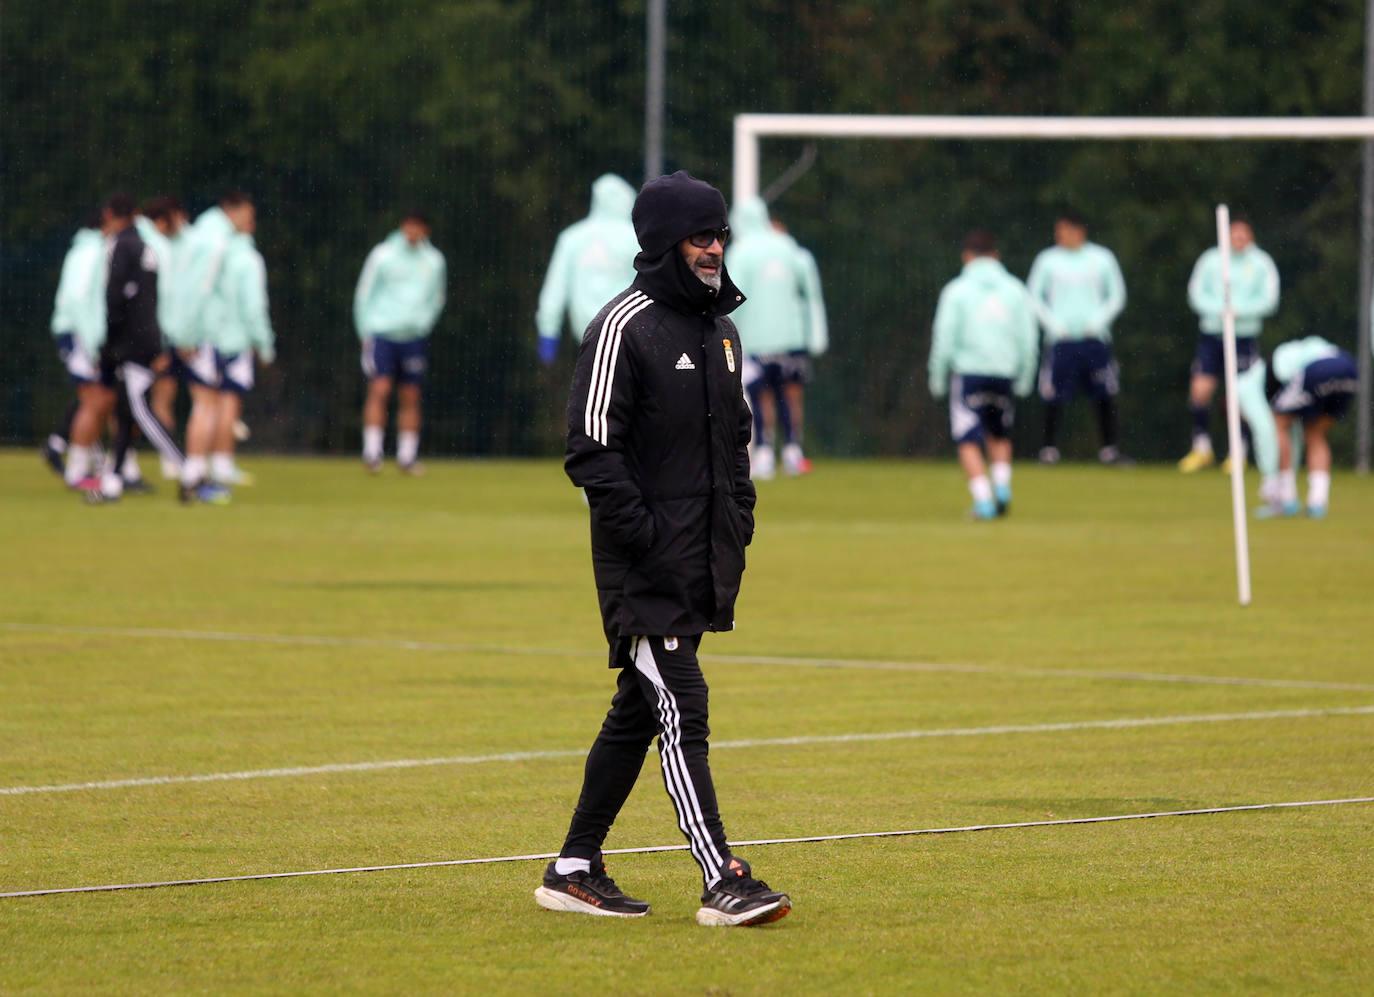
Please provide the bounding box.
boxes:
[2,450,1372,993]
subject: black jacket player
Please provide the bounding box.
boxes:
[534,172,791,927]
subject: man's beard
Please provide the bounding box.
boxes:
[690,253,723,291]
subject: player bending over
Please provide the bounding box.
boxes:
[1250,336,1358,518]
[355,211,446,474]
[928,230,1037,519]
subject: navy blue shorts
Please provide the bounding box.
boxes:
[1192,334,1259,379]
[362,336,429,386]
[950,374,1014,445]
[169,344,220,388]
[215,350,255,394]
[748,350,811,388]
[55,333,113,386]
[1272,353,1358,422]
[1039,339,1118,403]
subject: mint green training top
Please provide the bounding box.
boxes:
[725,197,828,357]
[536,174,640,341]
[1026,242,1126,343]
[1188,245,1280,337]
[354,231,447,342]
[929,257,1038,398]
[204,234,275,362]
[50,228,107,355]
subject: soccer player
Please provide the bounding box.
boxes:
[538,171,790,927]
[176,190,258,503]
[535,174,639,366]
[1026,210,1129,465]
[726,198,828,479]
[928,230,1038,519]
[65,193,184,501]
[206,199,275,487]
[1257,336,1359,518]
[44,210,107,477]
[138,195,190,479]
[1179,213,1279,472]
[355,211,446,473]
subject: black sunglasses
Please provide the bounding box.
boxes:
[687,227,730,249]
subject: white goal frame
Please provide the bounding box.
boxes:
[732,114,1374,473]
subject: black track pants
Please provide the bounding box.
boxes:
[560,634,731,886]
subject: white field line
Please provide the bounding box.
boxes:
[4,796,1371,899]
[4,705,1373,798]
[5,621,1374,693]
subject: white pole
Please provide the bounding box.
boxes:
[733,116,760,202]
[1216,204,1253,607]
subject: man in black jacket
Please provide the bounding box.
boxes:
[65,193,184,501]
[534,172,791,927]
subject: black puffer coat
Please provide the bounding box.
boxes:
[564,173,755,653]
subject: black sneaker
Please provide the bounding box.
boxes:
[696,856,791,927]
[534,857,650,918]
[123,478,156,496]
[42,439,66,476]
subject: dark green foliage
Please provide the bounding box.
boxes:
[0,1,1364,457]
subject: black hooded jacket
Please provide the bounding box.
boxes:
[564,172,756,652]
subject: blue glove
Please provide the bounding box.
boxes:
[537,335,559,366]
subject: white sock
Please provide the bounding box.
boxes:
[1279,469,1298,505]
[121,450,142,482]
[1307,470,1330,509]
[160,457,181,481]
[553,857,590,876]
[990,462,1012,490]
[64,445,91,485]
[181,455,208,487]
[397,430,419,466]
[969,475,993,504]
[1192,435,1213,455]
[363,425,384,462]
[210,452,236,482]
[48,434,67,455]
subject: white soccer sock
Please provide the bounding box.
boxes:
[121,450,142,482]
[968,475,994,504]
[210,452,236,483]
[397,430,419,466]
[990,462,1012,490]
[48,434,67,455]
[64,445,91,485]
[553,857,590,876]
[181,455,208,487]
[160,457,181,481]
[1192,435,1214,455]
[363,425,384,462]
[1278,469,1298,505]
[1307,470,1330,509]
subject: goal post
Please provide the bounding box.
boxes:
[732,113,1374,470]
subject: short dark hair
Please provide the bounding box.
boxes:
[104,192,137,219]
[1229,210,1252,227]
[401,209,430,227]
[82,207,103,230]
[962,229,997,256]
[220,189,253,209]
[1057,208,1087,230]
[141,195,184,222]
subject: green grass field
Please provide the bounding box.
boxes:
[2,450,1372,994]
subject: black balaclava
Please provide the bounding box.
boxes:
[630,171,745,318]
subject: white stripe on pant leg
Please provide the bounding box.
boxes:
[639,639,726,875]
[122,364,184,464]
[633,638,713,876]
[634,637,727,876]
[634,637,719,877]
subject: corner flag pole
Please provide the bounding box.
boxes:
[1216,204,1253,606]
